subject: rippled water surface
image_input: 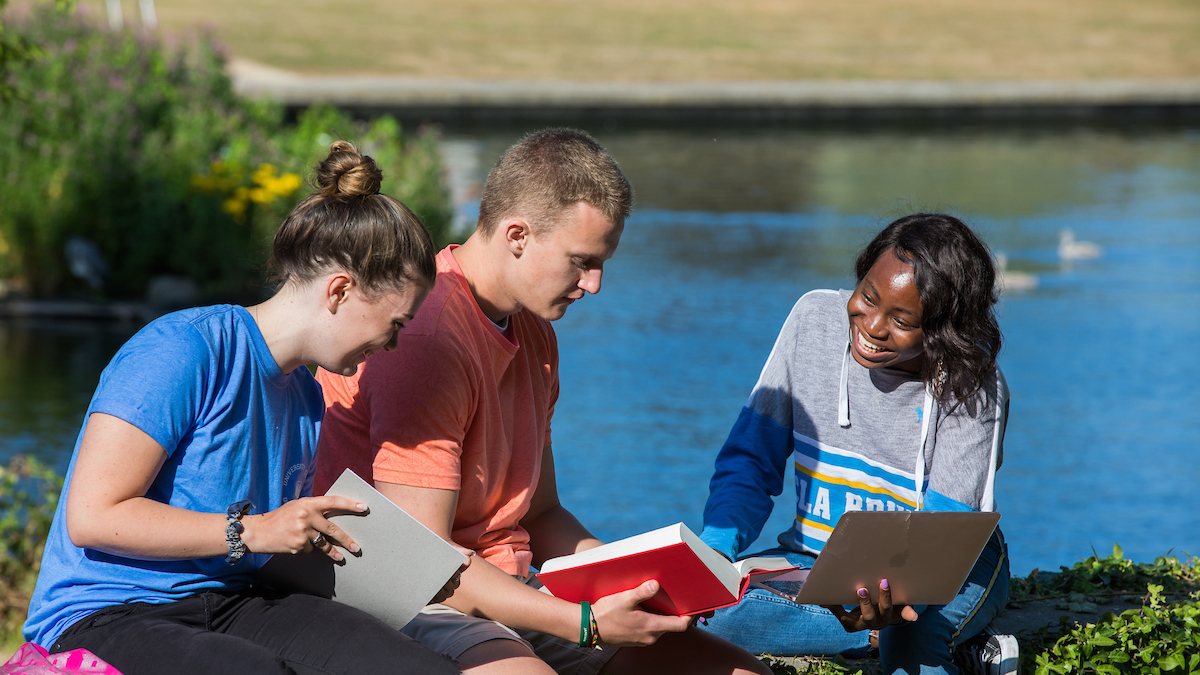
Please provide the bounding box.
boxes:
[4,124,1199,575]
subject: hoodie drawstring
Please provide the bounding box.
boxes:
[839,340,936,508]
[838,343,852,429]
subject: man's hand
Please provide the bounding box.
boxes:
[590,580,692,647]
[823,579,919,632]
[431,546,474,604]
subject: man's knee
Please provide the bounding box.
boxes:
[456,639,554,675]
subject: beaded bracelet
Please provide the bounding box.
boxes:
[589,606,601,646]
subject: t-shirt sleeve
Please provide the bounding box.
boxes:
[361,334,475,490]
[925,368,1009,512]
[88,320,211,457]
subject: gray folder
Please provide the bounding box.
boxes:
[257,469,468,629]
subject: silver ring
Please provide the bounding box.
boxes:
[311,534,326,547]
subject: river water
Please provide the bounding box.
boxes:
[3,123,1199,575]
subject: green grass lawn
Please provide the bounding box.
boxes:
[84,0,1200,81]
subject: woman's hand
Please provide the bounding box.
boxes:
[823,579,919,632]
[590,580,693,647]
[240,496,366,561]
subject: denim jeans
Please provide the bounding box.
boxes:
[697,549,872,658]
[699,528,1010,675]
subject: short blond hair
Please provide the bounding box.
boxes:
[477,128,633,237]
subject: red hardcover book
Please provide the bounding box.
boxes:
[535,523,795,616]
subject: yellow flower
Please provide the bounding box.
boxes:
[199,161,301,222]
[251,163,277,187]
[223,186,251,223]
[272,172,303,197]
[221,196,245,219]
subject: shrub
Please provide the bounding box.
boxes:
[0,4,451,299]
[1014,546,1200,675]
[0,456,61,636]
[1030,591,1200,675]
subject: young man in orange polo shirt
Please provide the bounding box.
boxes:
[313,128,770,675]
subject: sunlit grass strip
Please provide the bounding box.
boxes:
[75,0,1200,82]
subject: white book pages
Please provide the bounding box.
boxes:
[539,523,688,573]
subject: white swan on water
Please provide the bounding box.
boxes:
[994,252,1037,294]
[1058,229,1102,261]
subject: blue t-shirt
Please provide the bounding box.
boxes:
[23,305,324,647]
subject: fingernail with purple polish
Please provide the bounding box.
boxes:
[881,578,889,590]
[858,588,869,598]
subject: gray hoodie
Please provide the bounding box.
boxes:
[701,289,1008,559]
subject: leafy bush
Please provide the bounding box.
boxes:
[1011,545,1200,612]
[0,5,451,299]
[0,456,61,636]
[1030,591,1200,675]
[0,0,73,100]
[760,654,864,675]
[1013,546,1200,675]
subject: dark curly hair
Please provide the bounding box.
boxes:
[855,214,1002,403]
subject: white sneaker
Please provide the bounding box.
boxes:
[954,629,1019,675]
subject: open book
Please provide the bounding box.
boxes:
[257,469,468,629]
[536,523,794,616]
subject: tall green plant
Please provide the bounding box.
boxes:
[0,6,451,299]
[0,456,61,636]
[0,0,73,100]
[275,106,452,246]
[0,5,284,297]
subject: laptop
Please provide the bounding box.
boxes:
[753,511,1000,606]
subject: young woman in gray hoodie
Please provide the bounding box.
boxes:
[699,214,1011,675]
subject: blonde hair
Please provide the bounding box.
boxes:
[477,128,632,237]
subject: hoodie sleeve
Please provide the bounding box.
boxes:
[700,301,806,560]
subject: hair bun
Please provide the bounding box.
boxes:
[315,140,383,198]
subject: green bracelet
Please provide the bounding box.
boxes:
[578,601,592,648]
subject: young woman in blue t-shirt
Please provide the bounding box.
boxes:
[23,141,464,675]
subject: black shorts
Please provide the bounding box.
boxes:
[52,588,459,675]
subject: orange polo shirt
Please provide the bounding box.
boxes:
[314,246,558,576]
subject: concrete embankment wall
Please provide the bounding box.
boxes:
[229,61,1200,124]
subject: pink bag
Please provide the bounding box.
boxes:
[2,643,123,675]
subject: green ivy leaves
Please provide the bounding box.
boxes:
[1023,548,1200,675]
